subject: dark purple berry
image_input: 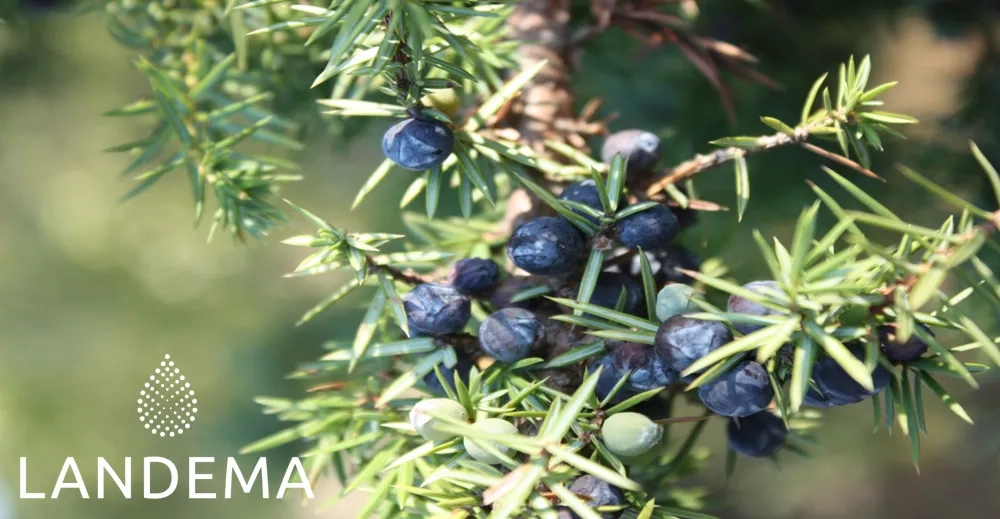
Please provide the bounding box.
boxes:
[518,420,540,438]
[611,342,677,391]
[567,475,625,519]
[601,129,662,176]
[878,323,931,363]
[478,308,543,363]
[508,217,585,276]
[802,385,848,408]
[589,272,645,315]
[590,354,638,404]
[448,258,500,295]
[653,315,733,374]
[403,283,471,336]
[727,411,787,458]
[559,179,616,225]
[670,186,699,230]
[556,508,576,519]
[423,355,475,395]
[382,117,454,171]
[808,345,890,406]
[697,361,774,417]
[726,280,783,335]
[490,276,546,310]
[615,205,679,250]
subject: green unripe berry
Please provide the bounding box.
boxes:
[409,398,468,442]
[600,412,661,457]
[463,418,518,464]
[838,305,869,327]
[655,283,702,322]
[422,89,459,117]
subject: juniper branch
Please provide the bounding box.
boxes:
[496,0,581,238]
[507,0,575,148]
[644,122,882,198]
[644,129,811,197]
[372,261,431,286]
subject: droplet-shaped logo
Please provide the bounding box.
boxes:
[137,354,198,438]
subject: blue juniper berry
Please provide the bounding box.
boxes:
[697,360,774,418]
[807,344,890,406]
[615,204,679,250]
[566,475,625,519]
[381,116,454,170]
[653,315,733,374]
[726,411,788,458]
[611,342,677,391]
[478,308,543,363]
[403,283,471,336]
[588,272,645,315]
[489,275,546,310]
[726,280,784,335]
[878,323,931,363]
[590,353,638,404]
[508,216,585,276]
[423,355,476,395]
[556,508,575,519]
[601,129,662,176]
[448,258,501,295]
[559,179,617,225]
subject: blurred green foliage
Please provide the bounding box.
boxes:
[2,2,1000,518]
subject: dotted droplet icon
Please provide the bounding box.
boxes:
[138,354,198,438]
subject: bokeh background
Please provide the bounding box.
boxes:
[2,1,1000,518]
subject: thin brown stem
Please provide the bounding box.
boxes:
[800,141,883,181]
[384,12,416,108]
[645,129,807,197]
[374,262,430,286]
[643,116,889,198]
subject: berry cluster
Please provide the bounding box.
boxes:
[390,128,929,517]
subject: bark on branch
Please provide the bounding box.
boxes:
[644,121,882,199]
[507,0,575,148]
[497,0,578,235]
[644,130,809,197]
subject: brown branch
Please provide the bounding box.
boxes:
[643,115,892,199]
[645,129,809,197]
[506,0,575,149]
[383,12,414,106]
[800,141,883,181]
[665,198,729,212]
[373,262,431,286]
[494,0,582,237]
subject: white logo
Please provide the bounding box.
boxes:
[137,354,198,438]
[17,353,316,501]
